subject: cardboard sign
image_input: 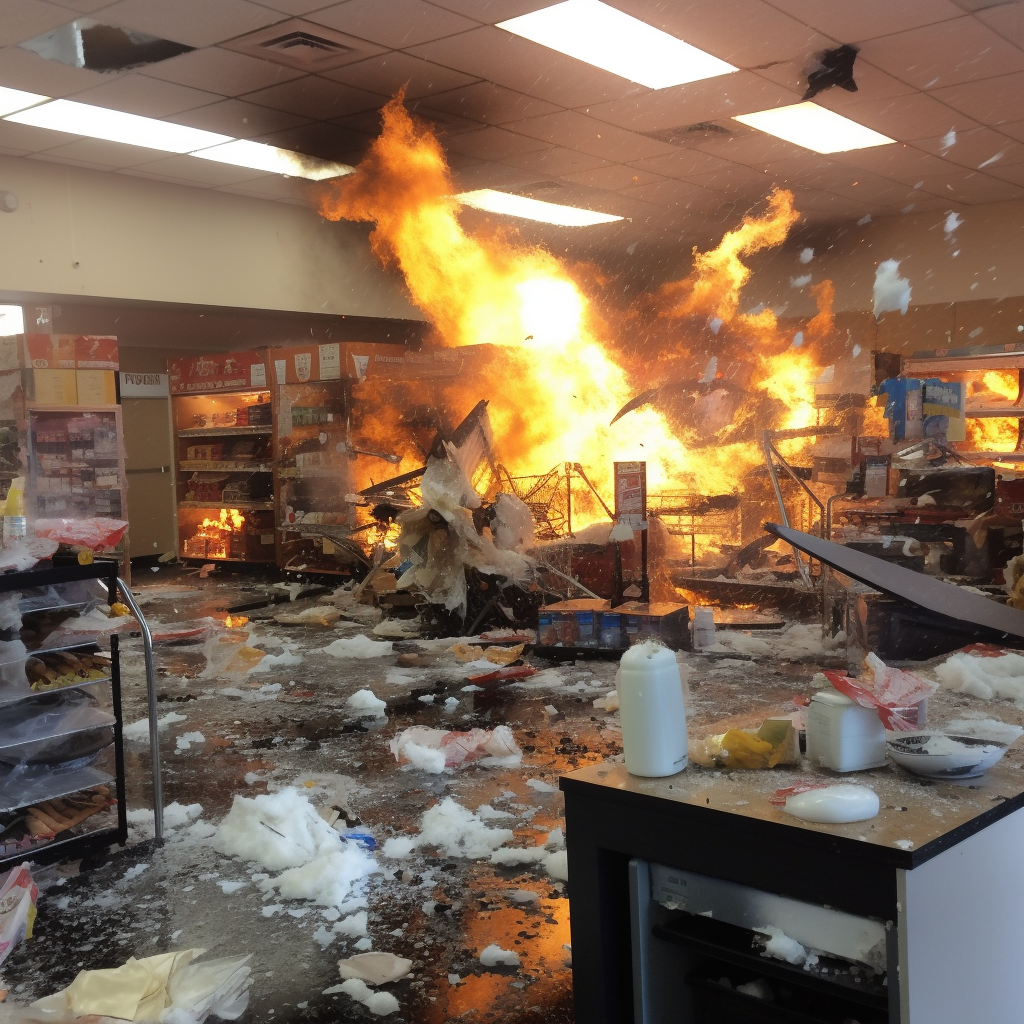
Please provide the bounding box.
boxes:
[24,334,118,370]
[76,370,117,405]
[119,372,169,398]
[168,350,266,394]
[75,335,119,370]
[614,461,647,530]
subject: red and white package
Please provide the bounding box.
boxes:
[0,863,37,968]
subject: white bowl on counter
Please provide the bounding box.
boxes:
[886,732,1008,779]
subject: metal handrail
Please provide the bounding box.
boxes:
[115,578,163,840]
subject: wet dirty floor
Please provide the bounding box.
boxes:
[3,564,1003,1022]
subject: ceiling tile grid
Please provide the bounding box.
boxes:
[0,0,1022,241]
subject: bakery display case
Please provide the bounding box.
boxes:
[0,562,128,868]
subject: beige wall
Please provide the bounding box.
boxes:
[0,154,422,320]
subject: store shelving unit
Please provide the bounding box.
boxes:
[171,387,277,564]
[26,405,128,528]
[0,562,128,869]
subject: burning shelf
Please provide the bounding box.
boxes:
[179,500,273,511]
[176,425,272,437]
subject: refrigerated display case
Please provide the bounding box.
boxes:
[0,562,128,868]
[172,388,276,564]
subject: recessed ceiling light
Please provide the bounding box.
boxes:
[497,0,736,90]
[457,189,622,227]
[732,101,895,154]
[0,86,48,118]
[191,139,353,180]
[6,99,230,153]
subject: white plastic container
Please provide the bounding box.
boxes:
[692,606,715,649]
[618,641,688,777]
[805,688,887,772]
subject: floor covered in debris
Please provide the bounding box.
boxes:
[3,566,1022,1023]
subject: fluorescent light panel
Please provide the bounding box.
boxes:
[0,86,48,117]
[191,139,352,180]
[733,101,895,154]
[457,189,622,227]
[497,0,736,90]
[7,99,231,152]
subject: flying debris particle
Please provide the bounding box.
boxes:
[857,215,872,226]
[952,250,960,258]
[708,317,723,334]
[626,242,637,255]
[914,181,924,190]
[790,274,812,288]
[792,331,804,347]
[968,327,983,339]
[798,247,814,263]
[852,344,862,357]
[940,129,956,152]
[978,152,1005,169]
[1018,325,1024,333]
[944,211,962,238]
[873,260,912,318]
[901,204,915,213]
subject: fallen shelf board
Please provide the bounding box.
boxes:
[766,522,1024,641]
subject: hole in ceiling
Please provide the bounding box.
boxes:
[641,122,742,146]
[20,19,193,72]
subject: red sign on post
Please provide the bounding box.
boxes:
[614,461,647,530]
[168,351,267,393]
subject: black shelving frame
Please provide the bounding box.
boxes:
[0,560,128,869]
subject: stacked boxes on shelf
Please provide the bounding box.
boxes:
[536,599,691,654]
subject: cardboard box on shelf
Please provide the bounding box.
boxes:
[32,369,78,405]
[75,370,117,405]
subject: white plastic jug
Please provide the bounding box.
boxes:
[618,641,688,777]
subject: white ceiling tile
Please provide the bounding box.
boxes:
[165,97,313,137]
[323,51,480,98]
[913,126,1024,168]
[619,178,721,207]
[0,117,80,151]
[443,125,550,159]
[27,150,119,171]
[243,75,386,117]
[46,0,119,12]
[687,129,810,164]
[0,144,31,156]
[423,81,561,125]
[31,136,178,167]
[0,42,109,95]
[427,1,553,24]
[814,90,981,140]
[117,165,215,188]
[976,2,1024,47]
[504,110,679,162]
[129,153,276,183]
[68,73,223,116]
[500,145,611,175]
[826,142,960,184]
[139,47,305,95]
[307,0,480,48]
[562,163,666,190]
[760,0,965,43]
[614,0,831,66]
[255,0,336,13]
[930,72,1024,127]
[627,148,737,179]
[99,0,286,47]
[680,162,775,193]
[993,117,1024,145]
[215,174,312,199]
[407,25,647,108]
[583,71,801,134]
[862,16,1024,90]
[0,0,77,47]
[449,159,542,190]
[981,162,1024,187]
[913,167,1024,202]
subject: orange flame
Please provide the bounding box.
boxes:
[199,508,245,533]
[317,96,828,530]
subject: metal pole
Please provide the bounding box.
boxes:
[116,578,163,840]
[760,431,812,589]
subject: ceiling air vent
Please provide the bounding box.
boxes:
[642,122,742,147]
[222,19,385,72]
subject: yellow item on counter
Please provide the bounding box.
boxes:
[4,478,24,517]
[694,718,799,769]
